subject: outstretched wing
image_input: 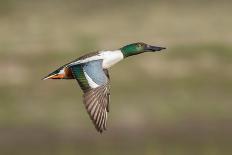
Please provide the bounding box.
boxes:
[83,83,110,132]
[70,60,110,133]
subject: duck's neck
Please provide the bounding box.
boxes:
[120,47,143,58]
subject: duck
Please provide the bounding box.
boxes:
[43,42,166,133]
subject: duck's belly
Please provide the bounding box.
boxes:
[100,50,124,69]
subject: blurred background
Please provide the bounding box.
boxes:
[0,0,232,154]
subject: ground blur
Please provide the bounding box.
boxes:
[0,0,232,155]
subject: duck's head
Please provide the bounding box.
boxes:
[120,42,166,58]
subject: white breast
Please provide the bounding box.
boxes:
[69,50,124,68]
[100,50,124,69]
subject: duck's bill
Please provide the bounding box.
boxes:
[145,45,166,52]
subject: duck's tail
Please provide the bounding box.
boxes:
[42,67,66,80]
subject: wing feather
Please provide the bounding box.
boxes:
[70,60,110,133]
[83,83,110,132]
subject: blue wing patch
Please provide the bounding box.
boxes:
[70,60,108,91]
[82,60,108,86]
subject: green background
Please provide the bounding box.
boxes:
[0,0,231,154]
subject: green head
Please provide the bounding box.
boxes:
[120,42,166,58]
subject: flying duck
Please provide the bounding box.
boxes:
[43,42,166,133]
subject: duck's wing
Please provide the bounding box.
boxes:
[69,60,110,133]
[68,51,102,66]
